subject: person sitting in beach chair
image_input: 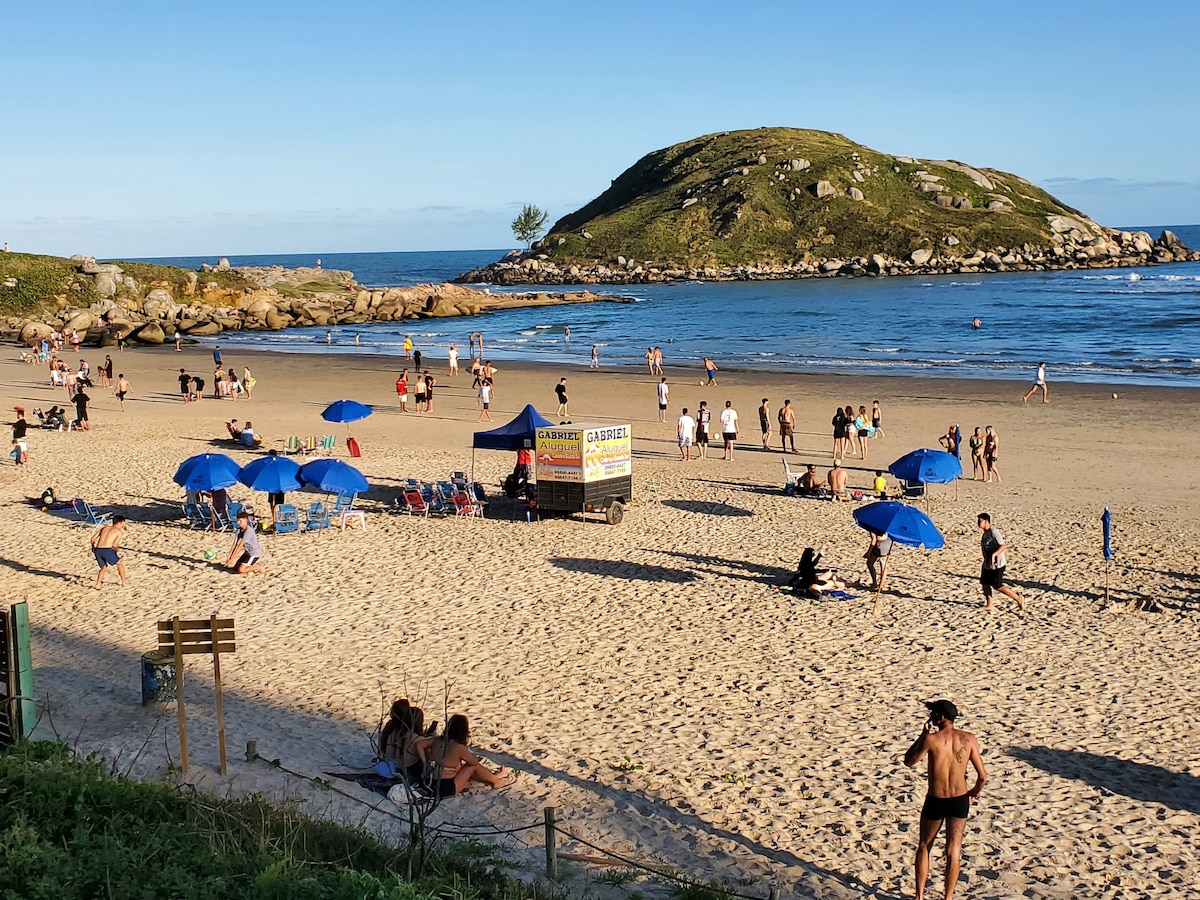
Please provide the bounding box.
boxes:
[786,547,846,598]
[226,419,242,441]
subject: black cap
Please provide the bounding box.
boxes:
[925,699,958,721]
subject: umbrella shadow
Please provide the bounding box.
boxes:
[547,557,696,583]
[1008,747,1200,813]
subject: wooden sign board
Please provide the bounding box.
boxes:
[156,615,236,774]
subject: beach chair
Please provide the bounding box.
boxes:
[640,474,663,505]
[182,503,208,529]
[305,501,330,531]
[399,489,432,517]
[282,435,301,456]
[320,434,336,455]
[450,471,468,489]
[782,457,805,492]
[332,493,355,514]
[450,491,484,518]
[72,498,112,528]
[274,504,300,534]
[302,435,319,456]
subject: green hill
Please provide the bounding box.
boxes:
[543,127,1093,267]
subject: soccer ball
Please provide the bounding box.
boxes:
[1112,393,1118,400]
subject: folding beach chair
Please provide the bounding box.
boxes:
[182,503,208,529]
[274,504,300,534]
[320,434,336,455]
[399,489,432,517]
[302,435,319,456]
[305,501,330,531]
[72,498,112,528]
[282,435,301,456]
[450,491,484,519]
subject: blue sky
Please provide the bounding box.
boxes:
[3,1,1198,257]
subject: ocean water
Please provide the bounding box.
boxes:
[140,224,1200,387]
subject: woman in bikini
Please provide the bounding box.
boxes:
[983,425,1001,484]
[969,427,985,480]
[425,714,513,796]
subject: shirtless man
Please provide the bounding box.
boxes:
[827,458,848,500]
[904,700,987,900]
[778,399,796,452]
[114,374,131,411]
[90,516,128,588]
[757,398,771,449]
[798,463,821,494]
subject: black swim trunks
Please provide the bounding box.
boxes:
[980,566,1005,589]
[921,793,970,821]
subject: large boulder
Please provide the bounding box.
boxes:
[264,310,292,330]
[134,322,165,344]
[910,248,933,266]
[94,273,118,297]
[813,180,836,199]
[19,321,53,344]
[63,311,95,333]
[182,320,222,336]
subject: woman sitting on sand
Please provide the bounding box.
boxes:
[787,548,846,597]
[425,714,514,796]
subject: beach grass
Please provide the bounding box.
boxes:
[0,741,543,900]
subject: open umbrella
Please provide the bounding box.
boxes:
[298,458,368,495]
[888,448,962,485]
[174,453,241,492]
[853,501,945,614]
[238,454,302,494]
[321,399,372,434]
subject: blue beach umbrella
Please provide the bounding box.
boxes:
[238,454,302,494]
[321,400,372,423]
[888,448,962,485]
[1101,507,1113,603]
[853,501,945,615]
[298,458,369,495]
[853,501,945,549]
[953,425,962,462]
[173,453,241,492]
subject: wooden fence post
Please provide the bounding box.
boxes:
[544,806,558,879]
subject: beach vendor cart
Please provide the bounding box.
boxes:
[532,424,632,524]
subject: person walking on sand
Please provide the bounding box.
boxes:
[1022,362,1049,404]
[978,512,1024,611]
[555,377,570,420]
[173,329,182,351]
[720,400,739,460]
[656,377,669,423]
[758,398,771,449]
[677,407,696,461]
[403,335,413,361]
[114,374,131,411]
[652,346,664,376]
[448,343,459,375]
[982,425,1001,483]
[11,409,28,465]
[91,516,128,588]
[213,345,222,367]
[645,347,655,374]
[477,380,493,421]
[872,399,885,439]
[590,344,599,369]
[225,510,265,574]
[904,699,987,900]
[779,399,796,453]
[704,357,719,385]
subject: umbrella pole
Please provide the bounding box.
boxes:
[1104,559,1110,604]
[871,552,891,616]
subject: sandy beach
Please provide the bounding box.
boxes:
[2,344,1198,899]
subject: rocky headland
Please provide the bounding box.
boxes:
[0,254,603,348]
[457,127,1198,285]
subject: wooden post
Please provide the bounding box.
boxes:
[171,616,189,774]
[245,740,258,761]
[544,806,558,879]
[768,885,781,900]
[211,614,227,775]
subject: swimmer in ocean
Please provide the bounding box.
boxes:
[971,317,981,329]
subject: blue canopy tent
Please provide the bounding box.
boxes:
[471,404,554,481]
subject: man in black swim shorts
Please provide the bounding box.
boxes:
[904,699,988,900]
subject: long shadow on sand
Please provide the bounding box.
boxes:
[482,749,903,900]
[1009,747,1200,813]
[652,548,790,585]
[547,557,696,583]
[661,499,753,517]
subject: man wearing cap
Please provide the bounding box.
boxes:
[904,699,987,900]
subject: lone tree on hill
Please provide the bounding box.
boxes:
[511,204,549,248]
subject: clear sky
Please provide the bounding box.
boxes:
[3,0,1198,257]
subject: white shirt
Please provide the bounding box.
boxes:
[720,408,739,432]
[657,382,669,404]
[1035,364,1046,385]
[448,348,459,364]
[677,415,695,441]
[479,384,492,403]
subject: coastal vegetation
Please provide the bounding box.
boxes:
[0,741,531,899]
[512,205,550,249]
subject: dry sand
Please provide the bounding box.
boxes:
[2,344,1198,899]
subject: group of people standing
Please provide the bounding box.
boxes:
[394,368,437,413]
[832,402,884,460]
[941,424,1003,483]
[675,399,740,461]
